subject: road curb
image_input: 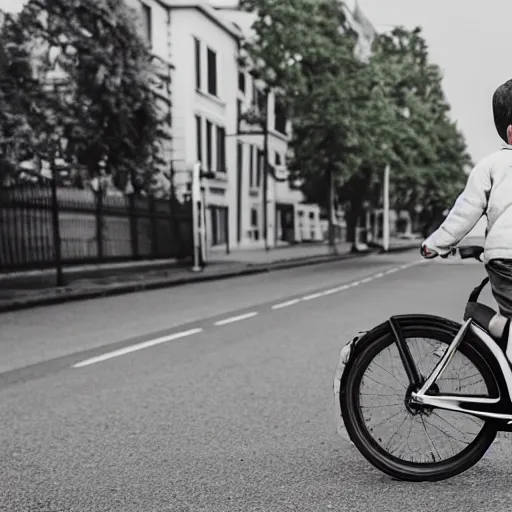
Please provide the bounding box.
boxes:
[0,249,380,313]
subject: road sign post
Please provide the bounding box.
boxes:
[191,162,202,272]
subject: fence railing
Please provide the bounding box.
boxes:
[0,184,193,272]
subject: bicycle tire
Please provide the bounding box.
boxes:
[340,319,499,482]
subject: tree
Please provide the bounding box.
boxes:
[240,0,366,246]
[240,2,471,244]
[0,12,45,184]
[370,28,471,235]
[8,0,167,193]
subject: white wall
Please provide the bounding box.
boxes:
[123,1,322,248]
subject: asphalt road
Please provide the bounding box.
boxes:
[2,250,512,512]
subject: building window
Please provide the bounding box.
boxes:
[236,142,243,243]
[210,206,228,246]
[206,120,213,171]
[237,99,242,131]
[141,3,152,46]
[195,115,202,165]
[238,71,246,93]
[275,152,282,166]
[274,98,287,134]
[249,144,254,188]
[251,208,259,240]
[256,149,262,187]
[256,89,266,114]
[251,80,257,107]
[194,38,201,90]
[207,47,217,96]
[216,126,226,172]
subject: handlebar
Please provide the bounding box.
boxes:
[421,245,484,262]
[457,246,484,261]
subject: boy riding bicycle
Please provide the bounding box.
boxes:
[422,79,512,319]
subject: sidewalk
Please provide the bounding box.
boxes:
[0,239,418,313]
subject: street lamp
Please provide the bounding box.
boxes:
[49,131,66,286]
[379,141,391,253]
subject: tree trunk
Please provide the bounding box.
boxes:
[327,168,335,249]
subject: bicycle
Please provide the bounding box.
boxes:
[334,245,512,481]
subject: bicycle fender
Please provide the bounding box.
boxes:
[333,330,368,441]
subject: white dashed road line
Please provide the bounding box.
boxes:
[322,287,344,296]
[302,292,326,301]
[72,260,425,369]
[214,312,258,326]
[272,299,300,310]
[271,260,425,310]
[73,328,203,368]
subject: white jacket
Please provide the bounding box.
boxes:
[425,145,512,264]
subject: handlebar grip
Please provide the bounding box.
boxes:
[459,246,484,260]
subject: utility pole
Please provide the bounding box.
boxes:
[262,88,270,251]
[382,163,390,252]
[50,140,64,286]
[191,162,201,272]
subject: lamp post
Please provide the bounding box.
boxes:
[49,133,65,286]
[382,163,390,252]
[190,162,215,271]
[262,88,270,251]
[191,162,202,272]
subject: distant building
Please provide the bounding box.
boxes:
[209,3,322,249]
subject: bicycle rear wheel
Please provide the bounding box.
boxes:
[340,320,498,481]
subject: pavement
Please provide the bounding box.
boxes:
[0,238,419,313]
[2,244,512,511]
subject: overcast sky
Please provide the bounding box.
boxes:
[358,0,512,164]
[1,0,509,163]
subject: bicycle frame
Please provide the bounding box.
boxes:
[394,314,512,429]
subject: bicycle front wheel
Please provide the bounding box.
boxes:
[340,320,498,481]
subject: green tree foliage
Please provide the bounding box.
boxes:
[240,0,365,243]
[0,12,44,184]
[240,0,471,240]
[371,28,471,229]
[0,0,168,193]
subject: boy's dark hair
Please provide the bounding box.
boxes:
[493,79,512,143]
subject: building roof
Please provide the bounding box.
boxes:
[162,1,243,39]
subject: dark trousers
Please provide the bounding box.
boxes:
[486,259,512,317]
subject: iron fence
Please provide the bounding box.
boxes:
[0,184,193,272]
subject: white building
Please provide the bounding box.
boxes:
[208,3,322,249]
[163,1,240,251]
[130,0,322,251]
